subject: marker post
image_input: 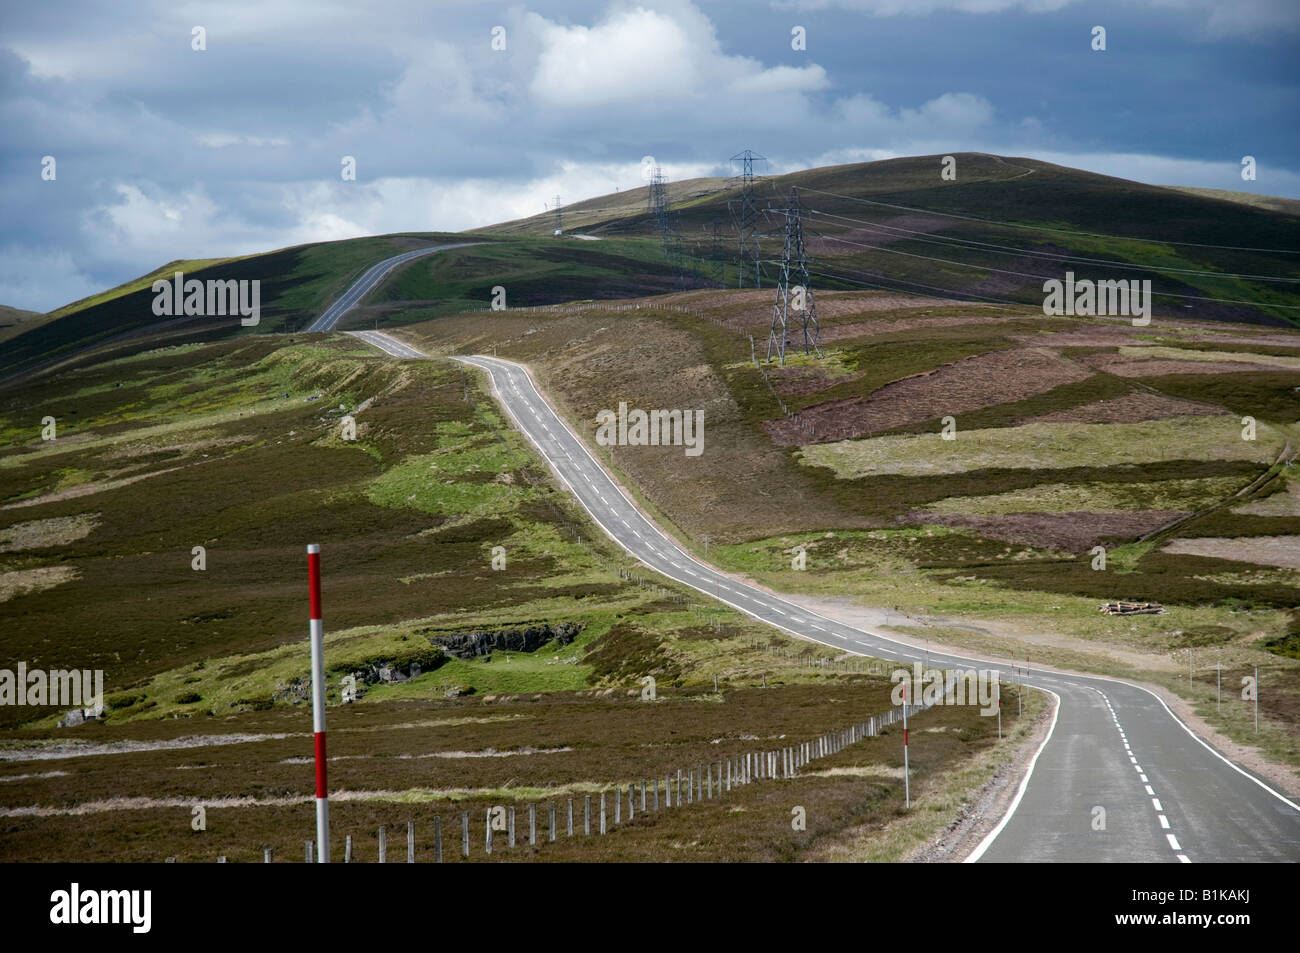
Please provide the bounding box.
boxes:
[902,682,910,809]
[997,674,1002,740]
[307,544,330,862]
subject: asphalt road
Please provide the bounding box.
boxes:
[305,243,481,333]
[349,329,1300,863]
[344,329,427,358]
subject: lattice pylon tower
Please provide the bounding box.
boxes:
[728,149,765,289]
[766,188,823,365]
[648,166,691,290]
[648,169,668,228]
[549,195,563,235]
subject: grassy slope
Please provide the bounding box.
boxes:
[0,305,55,347]
[48,257,247,318]
[1171,187,1300,217]
[480,153,1300,327]
[342,237,692,328]
[0,233,469,381]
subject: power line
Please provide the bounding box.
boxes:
[803,208,1300,284]
[709,219,725,285]
[798,185,1300,255]
[806,266,1028,307]
[807,229,1300,310]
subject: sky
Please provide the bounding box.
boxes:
[1,0,1298,312]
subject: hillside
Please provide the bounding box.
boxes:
[1172,187,1300,217]
[480,153,1300,328]
[0,305,53,347]
[7,153,1298,390]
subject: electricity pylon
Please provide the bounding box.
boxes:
[767,187,823,364]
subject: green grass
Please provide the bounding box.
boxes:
[365,447,528,517]
[355,237,697,326]
[921,476,1247,515]
[0,233,466,380]
[49,257,248,318]
[1119,345,1300,369]
[799,416,1280,479]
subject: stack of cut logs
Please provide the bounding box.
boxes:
[1098,601,1166,615]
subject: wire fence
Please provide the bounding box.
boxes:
[180,698,931,863]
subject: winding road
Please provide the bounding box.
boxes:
[305,243,481,333]
[336,304,1300,863]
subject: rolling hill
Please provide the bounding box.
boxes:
[6,153,1298,389]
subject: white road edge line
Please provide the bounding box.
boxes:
[963,688,1062,863]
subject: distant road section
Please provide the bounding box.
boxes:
[305,243,481,333]
[344,329,426,358]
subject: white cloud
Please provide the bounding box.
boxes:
[527,3,828,108]
[830,91,995,142]
[903,92,995,129]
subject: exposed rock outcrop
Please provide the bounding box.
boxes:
[430,622,585,659]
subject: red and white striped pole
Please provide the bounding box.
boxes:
[307,543,330,863]
[902,681,910,809]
